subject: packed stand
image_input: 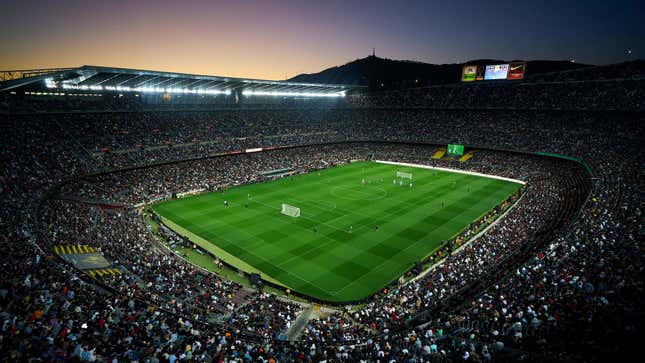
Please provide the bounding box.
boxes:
[1,78,644,361]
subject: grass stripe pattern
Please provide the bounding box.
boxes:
[152,161,521,302]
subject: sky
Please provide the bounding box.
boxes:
[1,0,643,80]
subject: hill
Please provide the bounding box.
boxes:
[288,56,591,87]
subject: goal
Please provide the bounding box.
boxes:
[281,203,301,218]
[396,171,413,180]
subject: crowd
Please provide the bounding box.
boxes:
[347,79,644,110]
[2,107,642,175]
[41,200,253,319]
[0,76,643,362]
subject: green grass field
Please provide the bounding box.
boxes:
[152,161,521,302]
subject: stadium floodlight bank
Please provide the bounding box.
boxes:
[281,204,301,217]
[0,65,362,96]
[396,171,413,179]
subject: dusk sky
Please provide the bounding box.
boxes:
[2,0,643,80]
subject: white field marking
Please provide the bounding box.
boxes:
[285,198,368,231]
[325,192,484,297]
[374,160,526,185]
[296,171,422,220]
[287,194,398,235]
[267,194,417,270]
[179,170,500,262]
[287,197,379,228]
[275,194,411,270]
[309,200,337,212]
[169,203,314,278]
[320,184,450,233]
[174,162,518,298]
[246,198,358,273]
[291,173,482,236]
[276,244,334,269]
[149,226,314,308]
[330,186,388,201]
[266,203,362,269]
[329,183,525,296]
[285,163,448,214]
[176,212,333,294]
[251,196,351,236]
[284,198,336,218]
[326,178,468,222]
[246,195,378,270]
[361,173,507,214]
[174,176,497,293]
[254,190,393,237]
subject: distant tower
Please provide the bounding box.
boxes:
[368,48,378,90]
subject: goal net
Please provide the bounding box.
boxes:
[396,171,413,180]
[281,203,301,218]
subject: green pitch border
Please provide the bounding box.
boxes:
[156,214,287,287]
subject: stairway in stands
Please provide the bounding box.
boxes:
[285,305,315,341]
[54,244,97,254]
[459,150,477,162]
[432,146,447,159]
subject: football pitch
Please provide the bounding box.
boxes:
[152,161,522,302]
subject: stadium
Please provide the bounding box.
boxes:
[2,59,643,362]
[1,2,644,362]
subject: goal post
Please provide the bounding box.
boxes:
[396,171,413,180]
[281,203,300,218]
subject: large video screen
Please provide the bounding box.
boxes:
[484,64,509,80]
[507,62,527,80]
[461,65,477,82]
[447,144,464,156]
[462,62,526,82]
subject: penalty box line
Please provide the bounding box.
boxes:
[252,196,390,296]
[248,196,358,289]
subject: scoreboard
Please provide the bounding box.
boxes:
[462,62,526,82]
[447,144,464,156]
[484,64,509,80]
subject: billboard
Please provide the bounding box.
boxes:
[484,64,509,80]
[476,65,485,81]
[461,65,477,82]
[462,62,526,82]
[507,62,527,80]
[447,144,464,156]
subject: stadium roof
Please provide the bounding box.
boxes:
[0,65,364,96]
